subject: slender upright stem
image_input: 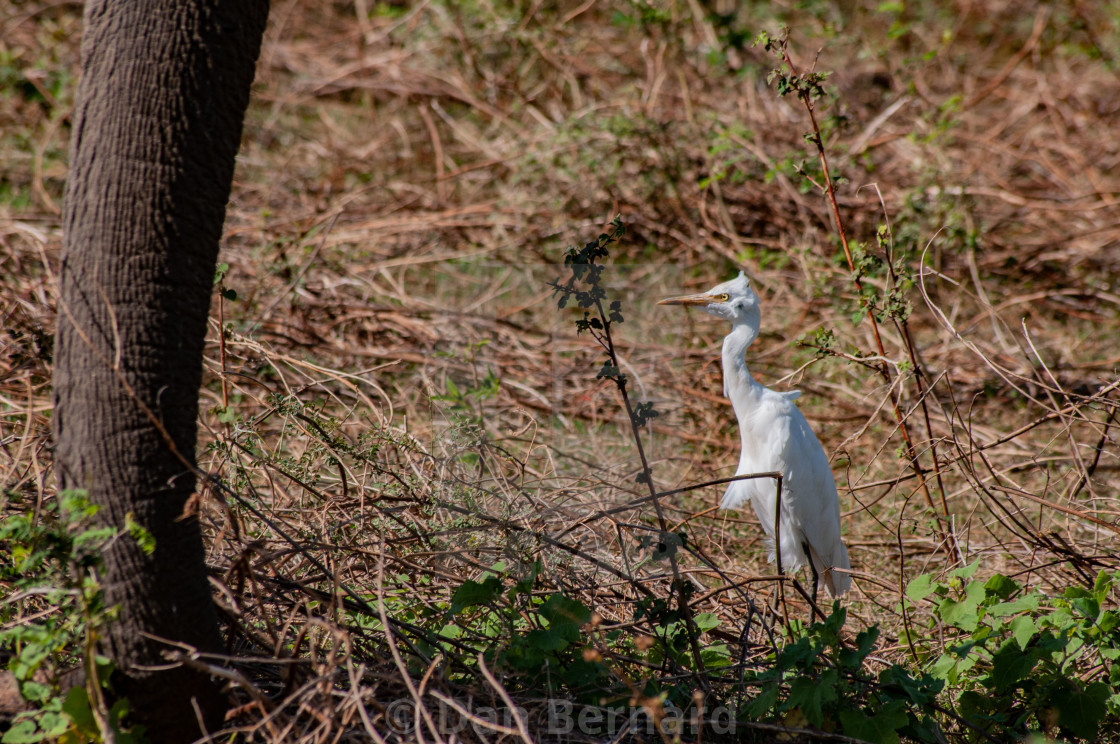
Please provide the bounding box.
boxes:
[592,295,709,680]
[780,43,957,560]
[772,476,789,626]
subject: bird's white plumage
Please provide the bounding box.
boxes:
[660,272,850,597]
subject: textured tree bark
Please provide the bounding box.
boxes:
[53,1,268,739]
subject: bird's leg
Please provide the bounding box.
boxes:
[802,540,820,608]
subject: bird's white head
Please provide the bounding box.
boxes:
[658,271,761,330]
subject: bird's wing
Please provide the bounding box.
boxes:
[781,404,851,595]
[722,393,794,537]
[722,472,776,529]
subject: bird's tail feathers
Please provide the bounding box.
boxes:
[770,533,810,573]
[719,481,752,511]
[721,483,851,596]
[809,540,851,597]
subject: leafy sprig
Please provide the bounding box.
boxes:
[551,216,709,680]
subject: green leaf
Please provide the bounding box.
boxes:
[1063,634,1086,659]
[213,262,230,285]
[937,598,977,632]
[905,574,934,601]
[1010,615,1036,650]
[558,657,608,688]
[948,560,981,583]
[700,642,731,668]
[838,700,908,744]
[108,697,145,744]
[61,687,97,736]
[839,625,879,669]
[59,490,97,520]
[1064,587,1100,621]
[989,594,1040,617]
[786,668,838,728]
[1051,682,1108,740]
[693,613,720,632]
[747,684,779,718]
[124,513,156,555]
[983,573,1018,599]
[596,363,620,380]
[937,580,985,631]
[630,401,659,427]
[539,593,590,641]
[1092,570,1116,602]
[779,636,817,670]
[931,652,961,683]
[450,576,503,614]
[1,719,41,744]
[15,644,50,680]
[36,711,69,738]
[525,628,568,652]
[957,690,997,724]
[878,665,943,705]
[18,681,51,704]
[988,641,1037,694]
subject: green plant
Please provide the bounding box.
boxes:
[549,217,661,483]
[444,559,739,711]
[0,490,147,743]
[549,217,721,672]
[907,565,1120,741]
[743,604,945,744]
[447,562,614,695]
[849,224,915,326]
[757,27,955,555]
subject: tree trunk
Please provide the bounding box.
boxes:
[53,1,268,739]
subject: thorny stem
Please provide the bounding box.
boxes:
[778,39,958,560]
[588,293,710,683]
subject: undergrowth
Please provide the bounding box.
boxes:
[1,491,145,743]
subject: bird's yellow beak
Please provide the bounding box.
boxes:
[657,293,715,306]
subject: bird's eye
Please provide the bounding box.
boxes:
[718,293,730,302]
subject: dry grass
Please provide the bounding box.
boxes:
[2,0,1120,741]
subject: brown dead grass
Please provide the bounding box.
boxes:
[2,0,1120,741]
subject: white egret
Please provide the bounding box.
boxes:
[660,272,850,600]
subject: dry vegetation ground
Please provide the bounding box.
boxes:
[2,0,1120,741]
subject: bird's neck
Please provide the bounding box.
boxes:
[722,323,762,401]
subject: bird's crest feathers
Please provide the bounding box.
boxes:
[707,271,753,299]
